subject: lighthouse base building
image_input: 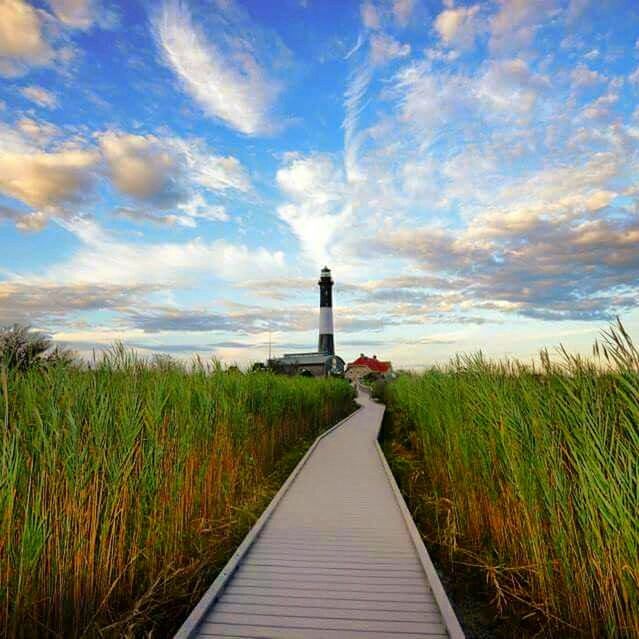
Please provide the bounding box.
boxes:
[268,351,345,378]
[267,266,345,378]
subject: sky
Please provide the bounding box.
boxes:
[1,0,639,368]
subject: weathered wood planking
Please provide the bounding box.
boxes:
[175,389,465,639]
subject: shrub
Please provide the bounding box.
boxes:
[0,324,52,371]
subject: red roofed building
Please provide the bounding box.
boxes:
[345,354,393,383]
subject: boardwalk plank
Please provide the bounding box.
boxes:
[217,594,441,613]
[212,602,442,623]
[222,585,434,603]
[198,627,447,639]
[202,614,447,633]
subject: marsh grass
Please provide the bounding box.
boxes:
[382,321,639,637]
[0,346,354,637]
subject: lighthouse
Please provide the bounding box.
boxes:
[266,266,344,376]
[318,266,335,355]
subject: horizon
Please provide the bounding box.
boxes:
[1,0,639,369]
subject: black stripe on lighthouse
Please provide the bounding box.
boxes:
[318,266,335,355]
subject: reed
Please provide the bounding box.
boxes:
[382,321,639,637]
[0,346,354,637]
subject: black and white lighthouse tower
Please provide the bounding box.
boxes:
[318,266,335,356]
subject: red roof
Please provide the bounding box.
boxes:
[348,355,391,373]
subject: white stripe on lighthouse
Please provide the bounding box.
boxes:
[319,306,334,334]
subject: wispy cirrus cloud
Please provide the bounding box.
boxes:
[20,84,58,108]
[154,0,285,135]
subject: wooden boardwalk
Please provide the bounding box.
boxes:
[175,389,464,639]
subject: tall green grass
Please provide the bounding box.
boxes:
[382,322,639,637]
[0,346,354,638]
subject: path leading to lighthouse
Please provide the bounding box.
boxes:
[175,389,464,639]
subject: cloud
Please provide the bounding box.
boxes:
[44,0,116,30]
[20,84,58,108]
[395,57,550,141]
[360,1,416,32]
[176,193,230,222]
[571,63,604,89]
[489,0,557,54]
[0,217,287,329]
[434,4,481,51]
[328,44,639,325]
[129,309,239,334]
[0,124,249,231]
[113,207,196,228]
[100,132,181,204]
[581,89,619,121]
[0,214,296,365]
[343,57,372,182]
[370,184,639,322]
[100,132,251,199]
[172,138,250,192]
[3,0,638,360]
[276,153,349,266]
[29,269,487,349]
[284,1,639,331]
[392,0,415,26]
[462,150,621,230]
[120,297,326,338]
[361,2,381,29]
[154,0,282,135]
[46,0,92,27]
[0,0,53,76]
[370,33,410,65]
[394,62,473,141]
[17,117,59,143]
[476,58,549,116]
[0,281,157,325]
[99,131,250,221]
[126,340,285,354]
[50,217,286,287]
[0,146,99,209]
[114,197,229,228]
[0,0,107,77]
[0,204,21,224]
[239,276,319,300]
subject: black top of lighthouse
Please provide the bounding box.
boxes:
[319,265,333,285]
[318,266,333,309]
